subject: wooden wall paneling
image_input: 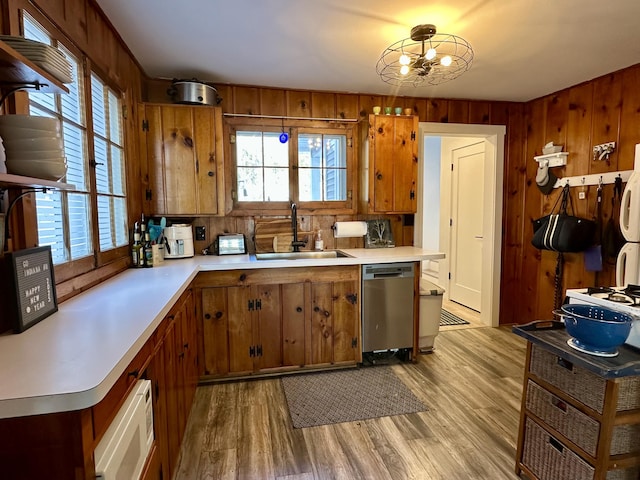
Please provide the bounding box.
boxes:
[543,92,569,151]
[619,65,640,170]
[467,101,490,124]
[336,94,359,120]
[310,92,336,119]
[286,90,311,117]
[499,104,525,324]
[358,94,382,119]
[259,88,286,117]
[233,86,260,115]
[489,102,510,126]
[31,0,88,48]
[311,215,338,251]
[410,99,427,121]
[522,99,545,319]
[447,100,469,124]
[142,78,171,103]
[590,73,622,174]
[382,95,400,113]
[566,83,594,177]
[426,98,448,123]
[214,84,234,113]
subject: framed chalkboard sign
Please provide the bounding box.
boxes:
[5,246,57,333]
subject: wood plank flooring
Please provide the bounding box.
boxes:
[174,326,527,480]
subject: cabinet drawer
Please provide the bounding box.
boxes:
[523,418,640,480]
[530,345,640,413]
[526,380,600,456]
[523,417,594,480]
[527,380,640,457]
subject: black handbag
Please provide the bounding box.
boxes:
[531,184,596,253]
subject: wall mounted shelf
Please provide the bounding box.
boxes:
[534,152,568,168]
[0,40,69,95]
[0,173,74,191]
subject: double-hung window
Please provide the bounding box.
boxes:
[23,12,128,279]
[229,120,354,214]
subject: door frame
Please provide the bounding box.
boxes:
[415,122,506,327]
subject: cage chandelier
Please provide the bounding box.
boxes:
[376,24,473,87]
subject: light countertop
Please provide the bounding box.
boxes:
[0,247,443,419]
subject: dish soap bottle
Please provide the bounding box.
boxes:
[314,230,324,251]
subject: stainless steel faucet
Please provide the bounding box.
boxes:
[290,203,306,252]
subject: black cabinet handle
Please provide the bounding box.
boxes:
[296,306,302,313]
[314,306,320,312]
[208,171,214,177]
[215,311,223,319]
[204,313,211,320]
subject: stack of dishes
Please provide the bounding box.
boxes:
[0,35,72,84]
[0,115,67,181]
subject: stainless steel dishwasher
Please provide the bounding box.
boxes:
[362,262,415,352]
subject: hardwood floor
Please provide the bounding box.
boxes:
[174,326,527,480]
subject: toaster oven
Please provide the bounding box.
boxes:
[216,233,247,255]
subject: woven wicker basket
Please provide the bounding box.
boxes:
[529,345,640,413]
[527,381,640,456]
[523,417,594,480]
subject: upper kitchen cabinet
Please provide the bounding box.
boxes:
[139,103,224,216]
[361,114,418,214]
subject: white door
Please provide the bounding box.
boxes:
[449,141,485,311]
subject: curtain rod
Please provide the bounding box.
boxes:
[223,113,359,123]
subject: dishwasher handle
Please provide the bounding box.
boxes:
[372,272,405,278]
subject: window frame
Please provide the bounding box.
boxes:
[226,117,355,216]
[19,9,130,282]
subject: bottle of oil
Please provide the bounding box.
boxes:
[131,231,142,267]
[143,232,153,267]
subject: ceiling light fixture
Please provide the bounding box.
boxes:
[376,24,473,87]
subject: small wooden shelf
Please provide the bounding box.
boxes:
[0,173,74,190]
[0,40,69,95]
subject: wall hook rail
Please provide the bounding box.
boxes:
[553,170,633,189]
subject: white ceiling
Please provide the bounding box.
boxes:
[96,0,640,102]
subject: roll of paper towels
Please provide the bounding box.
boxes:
[333,221,368,238]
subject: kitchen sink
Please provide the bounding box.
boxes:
[255,250,351,260]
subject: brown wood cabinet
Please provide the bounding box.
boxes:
[361,114,419,214]
[195,266,361,379]
[139,103,224,216]
[0,287,198,480]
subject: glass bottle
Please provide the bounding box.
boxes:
[131,232,142,267]
[143,232,153,267]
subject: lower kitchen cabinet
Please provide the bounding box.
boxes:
[514,326,640,480]
[0,286,199,480]
[196,266,361,379]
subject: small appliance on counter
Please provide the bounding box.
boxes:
[163,224,194,259]
[215,233,247,255]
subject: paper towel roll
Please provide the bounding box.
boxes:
[333,221,368,238]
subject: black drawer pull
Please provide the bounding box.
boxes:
[557,357,573,371]
[296,306,302,312]
[549,437,564,453]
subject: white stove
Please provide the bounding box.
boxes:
[566,288,640,349]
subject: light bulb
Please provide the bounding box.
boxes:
[400,65,410,75]
[426,48,437,61]
[441,55,452,67]
[399,54,410,66]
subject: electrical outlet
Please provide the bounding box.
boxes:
[195,226,206,241]
[578,191,586,200]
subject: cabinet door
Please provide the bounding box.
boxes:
[145,349,169,480]
[162,321,180,475]
[369,115,418,213]
[393,116,418,213]
[310,282,333,365]
[227,286,254,374]
[332,280,360,363]
[202,287,230,375]
[142,104,221,215]
[282,283,306,366]
[254,284,283,370]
